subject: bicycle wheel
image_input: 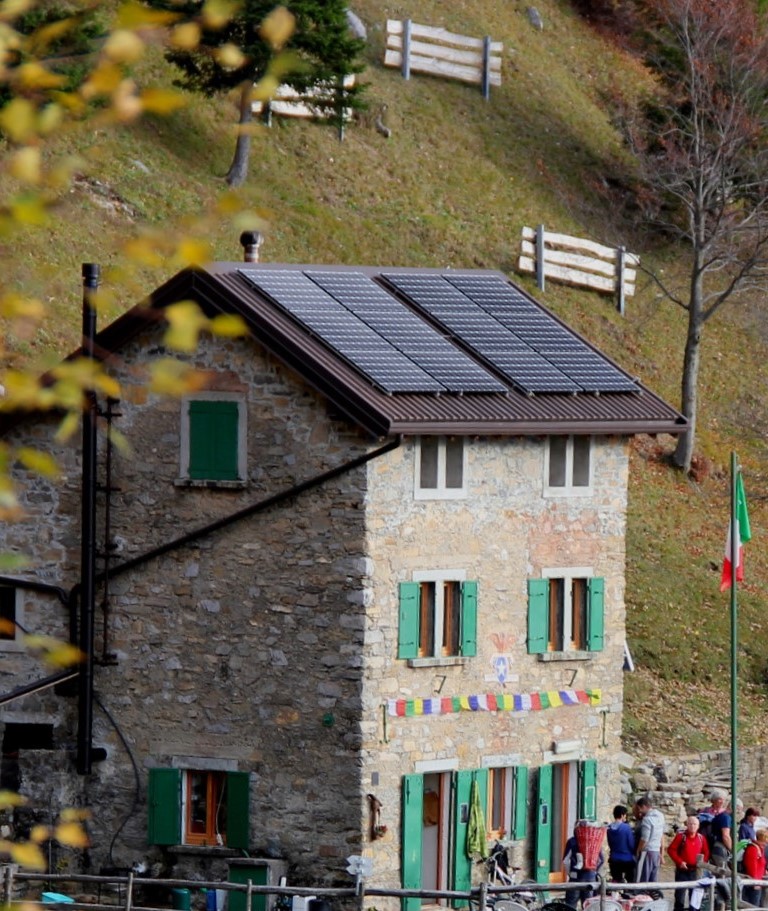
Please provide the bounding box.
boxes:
[494,902,535,911]
[540,901,574,911]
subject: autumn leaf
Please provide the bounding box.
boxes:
[149,359,209,396]
[0,791,27,809]
[17,447,60,479]
[0,98,36,142]
[9,841,46,871]
[103,29,145,64]
[23,635,84,668]
[55,821,89,848]
[29,824,51,844]
[210,314,247,338]
[59,808,92,823]
[140,87,186,115]
[163,301,209,352]
[116,1,178,30]
[171,22,200,50]
[201,0,241,30]
[260,6,294,49]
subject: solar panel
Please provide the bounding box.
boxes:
[305,271,506,393]
[239,270,443,393]
[445,274,638,392]
[381,273,581,394]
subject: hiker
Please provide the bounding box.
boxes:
[740,829,768,907]
[563,825,604,909]
[711,799,742,866]
[668,815,710,911]
[740,807,761,842]
[607,804,636,883]
[634,796,665,882]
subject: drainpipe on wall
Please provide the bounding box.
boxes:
[76,263,99,775]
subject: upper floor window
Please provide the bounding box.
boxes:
[397,572,477,660]
[415,436,466,499]
[178,394,246,485]
[148,767,250,849]
[545,435,592,494]
[526,572,604,654]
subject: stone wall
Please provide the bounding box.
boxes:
[624,747,768,833]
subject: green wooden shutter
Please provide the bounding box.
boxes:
[534,765,553,883]
[189,400,240,480]
[452,769,487,904]
[148,768,181,846]
[401,774,423,911]
[578,760,597,821]
[512,765,529,839]
[398,582,420,659]
[460,581,478,657]
[226,771,250,849]
[527,579,549,654]
[586,578,605,651]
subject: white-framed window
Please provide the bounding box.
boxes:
[544,435,592,495]
[178,393,247,486]
[526,567,605,654]
[397,569,477,660]
[0,585,23,650]
[415,436,466,499]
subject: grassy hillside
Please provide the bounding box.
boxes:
[3,0,767,753]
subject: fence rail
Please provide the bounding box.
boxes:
[2,865,744,911]
[518,224,639,314]
[384,19,502,98]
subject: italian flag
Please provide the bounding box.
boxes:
[720,473,752,592]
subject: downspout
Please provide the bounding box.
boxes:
[77,263,99,775]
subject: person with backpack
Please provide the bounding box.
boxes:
[668,815,710,911]
[740,829,767,907]
[711,799,743,867]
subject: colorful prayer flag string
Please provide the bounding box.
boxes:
[386,688,601,717]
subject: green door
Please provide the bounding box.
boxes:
[402,774,424,911]
[534,765,553,883]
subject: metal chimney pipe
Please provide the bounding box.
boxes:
[77,262,99,776]
[240,231,263,263]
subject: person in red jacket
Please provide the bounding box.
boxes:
[668,815,710,911]
[741,829,767,907]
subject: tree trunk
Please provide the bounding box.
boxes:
[225,82,254,188]
[673,260,705,471]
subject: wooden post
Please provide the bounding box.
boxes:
[535,224,546,291]
[481,36,491,99]
[126,871,134,911]
[246,879,254,911]
[336,74,345,142]
[616,246,626,316]
[402,19,412,80]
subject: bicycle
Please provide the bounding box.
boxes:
[471,842,541,911]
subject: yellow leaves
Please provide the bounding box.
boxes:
[0,291,45,321]
[124,235,165,268]
[164,301,209,352]
[171,22,201,51]
[210,314,247,337]
[24,635,84,668]
[15,62,65,91]
[50,358,121,402]
[10,192,48,226]
[0,791,27,809]
[116,1,179,30]
[8,146,41,183]
[215,42,245,70]
[260,6,295,50]
[0,0,34,22]
[81,62,123,100]
[103,29,145,65]
[29,824,50,843]
[140,87,186,116]
[16,447,59,479]
[202,0,241,30]
[149,359,210,396]
[175,238,210,268]
[54,821,89,848]
[0,98,36,142]
[5,841,46,870]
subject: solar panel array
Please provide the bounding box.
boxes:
[238,269,505,394]
[382,272,638,394]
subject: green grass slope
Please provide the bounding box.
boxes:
[3,0,767,752]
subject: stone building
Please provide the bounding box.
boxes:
[0,257,684,901]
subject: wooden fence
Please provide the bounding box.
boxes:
[518,225,639,314]
[384,20,502,99]
[252,76,356,124]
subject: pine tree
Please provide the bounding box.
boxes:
[152,0,366,186]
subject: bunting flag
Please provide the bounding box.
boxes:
[387,688,601,717]
[720,472,752,592]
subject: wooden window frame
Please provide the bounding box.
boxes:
[184,770,226,847]
[413,571,467,658]
[542,568,593,653]
[0,585,23,650]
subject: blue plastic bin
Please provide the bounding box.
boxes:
[42,894,74,905]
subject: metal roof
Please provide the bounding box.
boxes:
[66,262,688,440]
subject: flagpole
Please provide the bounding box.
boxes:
[729,450,738,911]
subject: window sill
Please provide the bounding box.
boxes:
[537,651,592,662]
[407,656,468,668]
[174,478,248,490]
[167,845,239,857]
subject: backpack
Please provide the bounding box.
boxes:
[736,839,752,874]
[698,813,716,852]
